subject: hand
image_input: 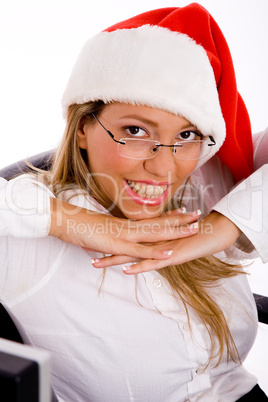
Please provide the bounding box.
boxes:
[92,212,242,273]
[49,197,200,261]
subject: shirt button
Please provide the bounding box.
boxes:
[153,279,162,288]
[196,367,205,375]
[182,322,190,332]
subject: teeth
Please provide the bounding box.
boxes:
[146,186,154,196]
[127,180,167,198]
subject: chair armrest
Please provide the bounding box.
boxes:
[253,293,268,324]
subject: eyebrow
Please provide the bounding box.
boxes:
[119,114,197,131]
[120,114,160,128]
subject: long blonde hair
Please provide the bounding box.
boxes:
[43,101,245,367]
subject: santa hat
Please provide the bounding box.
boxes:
[62,3,253,182]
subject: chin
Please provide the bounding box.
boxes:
[120,204,165,220]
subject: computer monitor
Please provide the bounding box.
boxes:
[0,338,51,402]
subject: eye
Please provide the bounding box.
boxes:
[178,130,203,141]
[125,126,147,138]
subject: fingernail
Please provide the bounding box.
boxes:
[192,209,201,217]
[189,222,199,230]
[91,258,100,264]
[122,265,132,271]
[177,207,186,214]
[162,250,173,256]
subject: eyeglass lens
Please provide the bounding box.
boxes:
[117,138,209,160]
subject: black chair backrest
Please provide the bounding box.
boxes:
[0,304,23,344]
[254,294,268,324]
[0,150,54,180]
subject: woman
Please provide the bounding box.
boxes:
[0,3,267,401]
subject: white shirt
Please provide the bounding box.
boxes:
[0,129,267,401]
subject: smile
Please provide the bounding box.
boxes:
[127,180,167,198]
[123,179,170,207]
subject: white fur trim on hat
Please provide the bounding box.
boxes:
[62,25,226,162]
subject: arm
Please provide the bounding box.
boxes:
[0,175,51,238]
[94,129,268,272]
[49,197,200,260]
[0,175,200,261]
[92,211,242,273]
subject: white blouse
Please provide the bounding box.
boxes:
[0,128,267,401]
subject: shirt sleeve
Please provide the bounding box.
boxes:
[0,174,53,238]
[213,129,268,263]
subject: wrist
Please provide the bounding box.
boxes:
[202,211,242,248]
[49,197,72,240]
[49,197,61,238]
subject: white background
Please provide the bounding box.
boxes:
[0,0,268,395]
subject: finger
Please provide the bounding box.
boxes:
[126,215,200,243]
[128,220,199,243]
[89,221,199,259]
[96,238,175,263]
[92,255,140,268]
[122,240,175,260]
[122,257,172,275]
[150,209,201,225]
[93,211,201,243]
[161,207,186,216]
[160,208,201,218]
[82,246,101,253]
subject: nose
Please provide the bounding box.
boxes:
[143,146,177,178]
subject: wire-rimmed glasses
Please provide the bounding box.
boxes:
[91,113,216,161]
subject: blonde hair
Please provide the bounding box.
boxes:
[43,101,245,367]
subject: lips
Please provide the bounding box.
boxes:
[123,179,170,206]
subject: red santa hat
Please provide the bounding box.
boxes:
[62,3,254,182]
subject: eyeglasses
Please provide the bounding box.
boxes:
[91,113,216,161]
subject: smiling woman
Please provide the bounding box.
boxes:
[0,3,268,402]
[76,103,202,219]
[91,110,214,161]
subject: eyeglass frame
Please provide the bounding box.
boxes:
[91,113,216,159]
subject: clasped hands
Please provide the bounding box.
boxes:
[49,197,241,274]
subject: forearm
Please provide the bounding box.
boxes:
[191,211,242,258]
[94,211,243,273]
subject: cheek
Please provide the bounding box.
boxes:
[87,138,115,170]
[89,147,130,174]
[186,160,198,175]
[87,141,138,185]
[175,159,198,182]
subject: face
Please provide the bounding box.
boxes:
[77,103,200,220]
